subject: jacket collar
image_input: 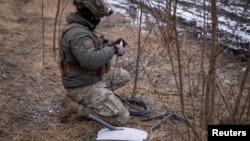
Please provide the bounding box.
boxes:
[66,12,95,30]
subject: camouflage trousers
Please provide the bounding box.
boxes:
[67,68,131,126]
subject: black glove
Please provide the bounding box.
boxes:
[112,38,128,56]
[113,45,125,56]
[113,38,128,47]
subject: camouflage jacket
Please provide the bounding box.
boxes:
[59,12,115,88]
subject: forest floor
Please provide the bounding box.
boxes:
[0,0,249,141]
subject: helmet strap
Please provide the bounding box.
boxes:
[77,8,100,29]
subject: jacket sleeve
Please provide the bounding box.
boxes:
[70,35,116,70]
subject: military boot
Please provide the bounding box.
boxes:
[59,95,80,123]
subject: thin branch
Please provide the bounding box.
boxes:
[231,51,250,122]
[53,0,61,61]
[59,0,70,33]
[204,0,218,125]
[132,0,144,98]
[42,0,45,64]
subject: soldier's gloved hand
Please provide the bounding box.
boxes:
[113,38,128,47]
[113,45,125,56]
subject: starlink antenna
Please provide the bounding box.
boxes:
[89,114,148,141]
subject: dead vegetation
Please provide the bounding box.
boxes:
[0,0,249,141]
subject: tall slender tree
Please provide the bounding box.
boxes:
[53,0,61,60]
[205,0,218,125]
[42,0,45,64]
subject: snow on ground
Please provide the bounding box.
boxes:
[106,0,250,51]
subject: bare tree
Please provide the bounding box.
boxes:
[231,51,250,123]
[53,0,61,60]
[204,0,218,125]
[132,0,144,97]
[58,0,70,33]
[42,0,45,64]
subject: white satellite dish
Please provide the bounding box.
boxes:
[89,114,148,141]
[96,127,148,141]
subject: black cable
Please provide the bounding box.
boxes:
[111,50,153,117]
[115,94,153,117]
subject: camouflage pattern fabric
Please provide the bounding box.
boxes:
[104,67,131,91]
[67,68,130,126]
[59,13,117,88]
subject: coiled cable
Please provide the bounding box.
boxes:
[115,94,153,117]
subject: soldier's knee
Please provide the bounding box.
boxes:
[120,68,131,83]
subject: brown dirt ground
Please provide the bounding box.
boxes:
[0,0,249,141]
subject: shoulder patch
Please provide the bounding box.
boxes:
[83,39,94,48]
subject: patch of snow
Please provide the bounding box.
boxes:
[106,0,250,51]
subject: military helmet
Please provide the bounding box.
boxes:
[73,0,108,17]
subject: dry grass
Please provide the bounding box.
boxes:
[0,0,249,141]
